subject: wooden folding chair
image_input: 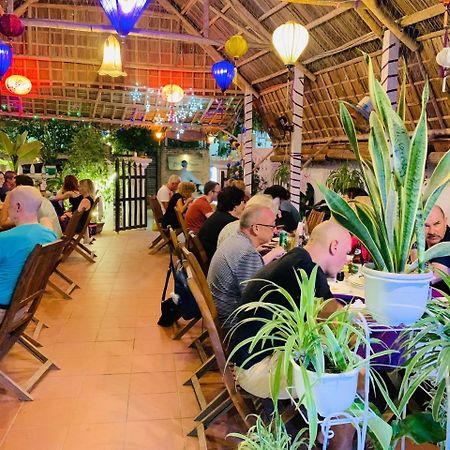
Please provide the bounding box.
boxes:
[0,240,65,400]
[47,210,83,299]
[188,231,209,275]
[61,198,99,263]
[306,209,325,234]
[175,207,191,243]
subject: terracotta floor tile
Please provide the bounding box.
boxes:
[127,393,180,421]
[174,353,202,372]
[124,419,184,450]
[129,372,177,395]
[81,374,130,395]
[72,393,129,424]
[63,422,126,450]
[97,327,136,341]
[32,375,84,400]
[93,340,135,356]
[131,354,175,373]
[178,391,201,418]
[84,355,133,375]
[0,425,69,450]
[0,402,21,428]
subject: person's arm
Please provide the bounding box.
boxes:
[52,190,73,201]
[177,197,193,214]
[262,246,286,265]
[0,195,13,228]
[236,252,264,293]
[77,198,91,212]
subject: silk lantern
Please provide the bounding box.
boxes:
[0,41,12,79]
[0,14,24,38]
[212,60,235,93]
[272,21,309,67]
[5,75,32,95]
[225,35,248,59]
[98,35,127,77]
[161,84,184,103]
[99,0,151,37]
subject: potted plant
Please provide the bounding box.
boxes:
[228,413,308,449]
[228,267,391,447]
[319,55,450,325]
[0,130,43,172]
[326,164,364,195]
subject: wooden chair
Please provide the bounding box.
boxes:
[188,231,209,274]
[61,198,99,263]
[0,240,65,400]
[306,209,325,234]
[47,210,83,299]
[175,207,191,243]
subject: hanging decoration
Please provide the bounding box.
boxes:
[98,0,151,37]
[98,35,127,77]
[272,21,309,67]
[0,41,12,80]
[437,0,450,92]
[212,60,235,93]
[161,84,184,103]
[130,82,142,102]
[0,14,24,38]
[5,75,32,95]
[225,35,248,60]
[154,130,164,140]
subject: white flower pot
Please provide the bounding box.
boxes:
[291,360,360,417]
[362,265,432,326]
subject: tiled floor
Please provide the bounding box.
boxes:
[0,229,239,450]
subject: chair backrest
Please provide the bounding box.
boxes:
[168,226,183,260]
[306,210,325,234]
[148,195,164,224]
[76,197,99,237]
[188,231,209,274]
[0,239,65,358]
[175,207,190,241]
[60,210,83,259]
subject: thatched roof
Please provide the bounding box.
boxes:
[2,0,449,154]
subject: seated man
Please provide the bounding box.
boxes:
[424,205,450,293]
[198,186,245,260]
[208,205,285,327]
[185,181,220,234]
[229,220,351,399]
[0,175,62,237]
[0,186,58,323]
[157,175,181,213]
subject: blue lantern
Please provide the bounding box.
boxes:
[0,41,12,80]
[99,0,151,37]
[212,60,235,93]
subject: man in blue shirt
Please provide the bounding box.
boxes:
[0,186,57,322]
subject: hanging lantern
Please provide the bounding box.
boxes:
[98,35,127,77]
[225,35,248,59]
[437,47,450,68]
[0,41,12,80]
[5,75,32,95]
[161,84,184,103]
[212,60,235,93]
[99,0,151,37]
[154,130,164,140]
[0,14,24,38]
[272,21,309,67]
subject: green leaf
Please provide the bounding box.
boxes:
[339,103,362,164]
[423,149,450,217]
[392,413,446,444]
[408,241,450,272]
[0,131,13,155]
[397,65,407,122]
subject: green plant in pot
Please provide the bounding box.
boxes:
[326,164,364,195]
[0,131,43,172]
[318,56,450,326]
[228,267,392,448]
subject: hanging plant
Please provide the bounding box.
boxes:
[325,164,365,194]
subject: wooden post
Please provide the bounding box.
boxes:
[380,30,400,108]
[243,89,253,191]
[203,0,209,38]
[289,66,305,210]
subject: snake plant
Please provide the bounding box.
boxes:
[319,55,450,273]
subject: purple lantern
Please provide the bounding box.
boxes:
[98,0,152,37]
[212,60,235,93]
[0,41,12,80]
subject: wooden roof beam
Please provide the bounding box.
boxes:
[355,7,383,38]
[360,0,419,51]
[399,4,445,27]
[286,0,342,6]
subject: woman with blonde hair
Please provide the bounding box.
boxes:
[161,181,196,229]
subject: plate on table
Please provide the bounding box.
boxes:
[348,273,365,288]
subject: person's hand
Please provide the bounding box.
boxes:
[267,246,286,260]
[186,197,194,205]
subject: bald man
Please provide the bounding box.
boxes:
[425,205,450,292]
[0,186,57,322]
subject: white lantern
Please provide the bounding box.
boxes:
[436,47,450,68]
[98,35,127,77]
[272,21,309,67]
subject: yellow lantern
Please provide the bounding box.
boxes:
[161,84,184,103]
[232,67,238,85]
[98,35,127,77]
[225,35,248,59]
[5,75,32,95]
[154,130,164,140]
[272,21,309,66]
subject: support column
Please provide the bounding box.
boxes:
[289,66,304,211]
[243,90,253,192]
[380,30,400,108]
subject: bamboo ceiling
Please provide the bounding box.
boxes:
[1,0,449,147]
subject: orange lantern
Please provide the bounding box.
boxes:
[161,84,184,103]
[5,74,32,95]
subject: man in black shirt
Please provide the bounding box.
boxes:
[198,186,245,260]
[229,220,352,399]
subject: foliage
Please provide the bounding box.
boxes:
[272,162,290,187]
[111,126,158,156]
[227,267,390,447]
[228,414,308,450]
[226,160,243,181]
[166,138,203,148]
[325,164,365,194]
[319,55,450,273]
[0,131,43,172]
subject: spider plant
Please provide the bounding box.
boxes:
[318,55,450,273]
[227,413,308,450]
[227,266,391,448]
[326,164,364,195]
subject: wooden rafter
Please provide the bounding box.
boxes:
[399,4,445,27]
[355,7,383,38]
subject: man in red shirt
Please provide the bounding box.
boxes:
[186,181,220,233]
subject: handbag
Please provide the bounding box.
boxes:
[173,261,201,320]
[157,255,182,327]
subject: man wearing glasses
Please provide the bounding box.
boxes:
[185,181,220,234]
[207,205,285,329]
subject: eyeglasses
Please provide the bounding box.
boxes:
[254,223,277,230]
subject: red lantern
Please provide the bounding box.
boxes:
[0,14,24,38]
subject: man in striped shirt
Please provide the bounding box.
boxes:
[207,205,285,328]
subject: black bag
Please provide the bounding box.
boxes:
[157,256,182,327]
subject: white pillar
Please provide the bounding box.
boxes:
[243,90,253,191]
[289,66,304,210]
[380,30,400,107]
